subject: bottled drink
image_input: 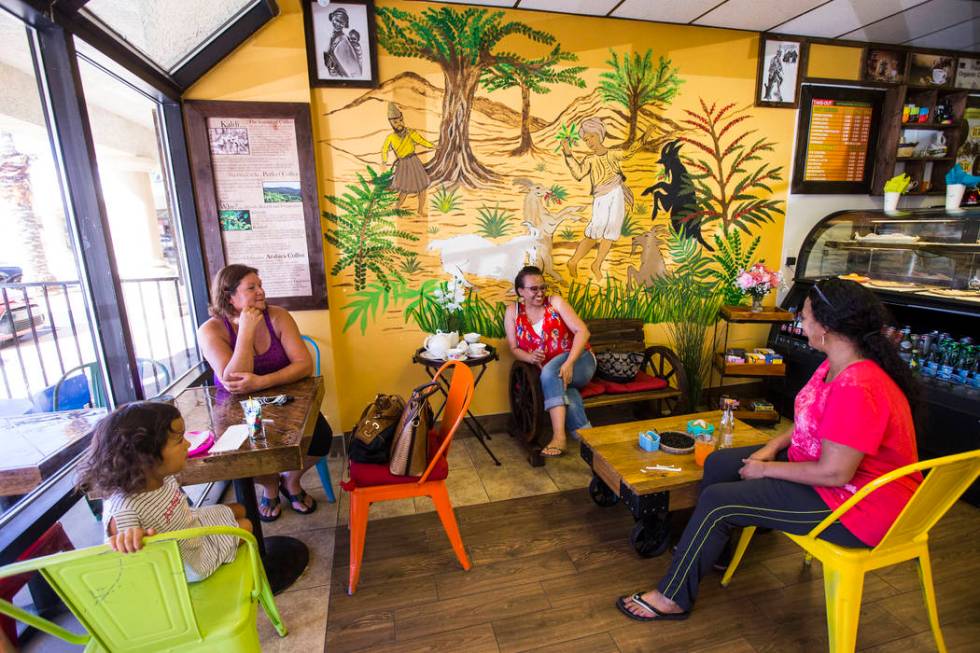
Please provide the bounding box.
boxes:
[908,343,921,374]
[969,349,980,389]
[922,339,942,378]
[953,345,974,385]
[898,328,913,363]
[937,343,957,383]
[718,398,737,448]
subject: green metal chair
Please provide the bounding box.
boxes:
[301,335,336,503]
[0,526,286,652]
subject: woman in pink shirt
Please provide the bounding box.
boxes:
[618,279,921,622]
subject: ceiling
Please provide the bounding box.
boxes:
[415,0,980,52]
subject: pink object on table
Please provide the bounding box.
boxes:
[186,430,215,458]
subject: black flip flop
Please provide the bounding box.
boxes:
[258,495,281,523]
[540,446,565,458]
[616,593,690,622]
[279,481,317,515]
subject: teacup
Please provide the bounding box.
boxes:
[447,349,467,361]
[464,332,481,344]
[932,67,947,85]
[468,342,487,357]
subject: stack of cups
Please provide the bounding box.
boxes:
[242,398,266,444]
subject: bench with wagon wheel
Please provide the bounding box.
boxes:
[508,318,688,467]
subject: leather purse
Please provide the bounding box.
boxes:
[348,394,405,465]
[389,382,438,476]
[594,349,645,384]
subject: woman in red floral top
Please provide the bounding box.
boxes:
[618,279,921,622]
[504,266,595,457]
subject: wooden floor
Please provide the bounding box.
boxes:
[326,488,980,653]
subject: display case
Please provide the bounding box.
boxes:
[768,207,979,504]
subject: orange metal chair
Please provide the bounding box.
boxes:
[344,360,474,594]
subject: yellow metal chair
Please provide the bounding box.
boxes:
[0,526,286,651]
[720,449,980,653]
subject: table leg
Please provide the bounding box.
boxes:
[461,410,501,466]
[233,478,310,595]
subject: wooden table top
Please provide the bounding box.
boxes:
[580,410,772,497]
[178,377,324,486]
[0,408,107,497]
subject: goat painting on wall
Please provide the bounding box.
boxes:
[642,140,713,251]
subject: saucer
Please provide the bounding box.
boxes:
[420,350,467,362]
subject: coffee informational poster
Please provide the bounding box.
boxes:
[184,101,327,310]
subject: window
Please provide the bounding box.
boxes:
[76,47,200,396]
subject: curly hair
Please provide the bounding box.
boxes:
[76,401,181,497]
[209,264,258,319]
[808,278,920,413]
[514,265,544,294]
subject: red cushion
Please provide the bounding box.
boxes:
[579,380,607,399]
[599,371,669,394]
[347,428,448,489]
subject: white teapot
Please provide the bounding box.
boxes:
[424,330,460,358]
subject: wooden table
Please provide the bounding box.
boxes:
[0,408,106,498]
[579,410,772,557]
[176,376,324,593]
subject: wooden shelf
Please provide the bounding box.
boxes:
[733,409,780,424]
[900,123,958,130]
[895,157,953,162]
[714,354,786,377]
[719,305,794,323]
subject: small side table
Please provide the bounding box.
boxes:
[412,346,502,466]
[711,305,794,423]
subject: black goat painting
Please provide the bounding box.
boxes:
[641,140,712,251]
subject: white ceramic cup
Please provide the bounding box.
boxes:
[883,191,901,213]
[464,332,481,344]
[946,183,966,211]
[468,342,487,357]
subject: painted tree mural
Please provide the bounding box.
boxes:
[480,44,586,156]
[679,100,785,236]
[375,6,556,186]
[323,167,417,292]
[599,50,683,147]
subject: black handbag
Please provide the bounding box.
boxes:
[594,350,645,384]
[348,394,405,465]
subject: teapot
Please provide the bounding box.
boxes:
[424,330,460,358]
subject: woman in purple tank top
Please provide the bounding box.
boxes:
[198,265,332,521]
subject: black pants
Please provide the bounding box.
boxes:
[306,413,333,458]
[655,445,866,611]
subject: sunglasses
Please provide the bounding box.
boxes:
[522,285,548,294]
[812,281,834,308]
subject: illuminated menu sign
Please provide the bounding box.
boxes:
[803,98,873,183]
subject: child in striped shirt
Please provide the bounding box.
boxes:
[77,401,251,582]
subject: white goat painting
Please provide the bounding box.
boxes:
[428,222,540,288]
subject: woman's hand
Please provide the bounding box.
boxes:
[747,443,779,462]
[238,307,263,334]
[558,360,574,386]
[521,349,545,366]
[739,458,767,480]
[224,371,266,394]
[108,527,156,553]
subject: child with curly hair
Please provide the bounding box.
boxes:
[76,401,251,582]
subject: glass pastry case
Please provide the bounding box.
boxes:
[769,207,980,505]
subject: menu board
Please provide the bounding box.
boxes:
[803,99,873,183]
[207,116,312,298]
[792,85,882,194]
[184,101,327,311]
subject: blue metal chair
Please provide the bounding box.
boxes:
[51,359,172,411]
[301,335,335,503]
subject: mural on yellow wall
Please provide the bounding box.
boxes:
[320,4,786,342]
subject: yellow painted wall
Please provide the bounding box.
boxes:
[808,43,862,81]
[186,0,798,431]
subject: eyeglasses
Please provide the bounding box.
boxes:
[522,285,547,294]
[813,281,834,308]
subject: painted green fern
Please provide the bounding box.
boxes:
[430,185,462,214]
[476,203,514,238]
[323,167,417,291]
[710,230,761,305]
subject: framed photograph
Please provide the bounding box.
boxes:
[861,47,908,84]
[908,52,955,88]
[302,0,378,88]
[956,56,980,90]
[756,35,808,108]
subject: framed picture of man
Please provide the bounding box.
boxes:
[756,35,808,109]
[861,47,908,84]
[302,0,378,88]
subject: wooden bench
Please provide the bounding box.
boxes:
[508,319,688,466]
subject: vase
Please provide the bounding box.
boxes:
[750,295,764,312]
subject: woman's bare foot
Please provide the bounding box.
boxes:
[258,484,281,520]
[541,437,566,457]
[621,590,684,619]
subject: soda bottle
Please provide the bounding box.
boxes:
[908,343,921,374]
[718,398,737,448]
[937,343,957,383]
[953,345,974,385]
[969,348,980,389]
[898,328,913,363]
[922,339,942,378]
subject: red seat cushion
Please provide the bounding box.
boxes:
[579,380,607,399]
[347,428,449,489]
[598,371,669,394]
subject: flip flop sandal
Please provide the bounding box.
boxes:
[258,495,281,523]
[279,482,317,515]
[616,593,690,622]
[540,446,565,458]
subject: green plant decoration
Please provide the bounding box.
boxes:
[400,253,422,275]
[599,50,683,146]
[481,44,586,155]
[427,225,440,234]
[633,200,648,215]
[664,224,714,285]
[679,100,785,236]
[554,122,579,152]
[620,213,643,237]
[559,227,576,241]
[376,5,557,186]
[476,203,514,238]
[547,184,568,205]
[430,185,462,214]
[323,167,417,291]
[535,162,547,172]
[711,230,762,306]
[405,281,507,338]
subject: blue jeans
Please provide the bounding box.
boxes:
[540,351,596,434]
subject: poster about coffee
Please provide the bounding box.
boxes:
[956,57,980,90]
[909,53,955,87]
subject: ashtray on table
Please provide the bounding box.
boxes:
[658,431,695,455]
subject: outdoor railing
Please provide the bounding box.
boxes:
[0,276,198,406]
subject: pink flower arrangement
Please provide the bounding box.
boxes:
[735,263,782,299]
